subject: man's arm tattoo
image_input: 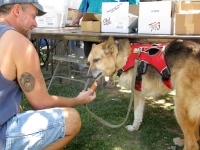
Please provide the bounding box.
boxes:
[19,72,35,92]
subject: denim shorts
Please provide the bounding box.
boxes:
[5,108,66,150]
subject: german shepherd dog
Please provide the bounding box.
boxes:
[87,36,200,150]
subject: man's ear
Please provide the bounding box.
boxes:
[12,4,23,17]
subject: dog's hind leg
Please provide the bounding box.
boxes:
[175,95,199,150]
[126,91,145,131]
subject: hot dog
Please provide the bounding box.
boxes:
[91,81,98,91]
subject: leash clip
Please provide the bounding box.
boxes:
[136,47,142,60]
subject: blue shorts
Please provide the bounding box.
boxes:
[5,108,66,150]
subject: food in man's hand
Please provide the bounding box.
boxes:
[91,81,98,91]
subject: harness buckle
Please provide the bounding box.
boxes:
[135,61,147,90]
[137,61,147,74]
[136,47,142,60]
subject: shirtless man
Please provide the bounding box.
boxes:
[0,0,96,149]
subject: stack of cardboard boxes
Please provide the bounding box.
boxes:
[35,1,200,36]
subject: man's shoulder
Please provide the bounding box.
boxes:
[0,29,35,59]
[2,29,32,46]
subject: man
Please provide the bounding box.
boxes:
[0,0,96,149]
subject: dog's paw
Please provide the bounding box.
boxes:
[125,125,139,132]
[173,137,184,147]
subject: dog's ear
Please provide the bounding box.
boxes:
[108,36,114,43]
[103,43,113,54]
[92,44,97,49]
[103,36,115,54]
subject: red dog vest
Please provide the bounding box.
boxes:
[121,43,172,91]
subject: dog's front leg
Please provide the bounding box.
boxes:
[126,91,145,131]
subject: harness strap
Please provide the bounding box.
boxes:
[135,61,148,91]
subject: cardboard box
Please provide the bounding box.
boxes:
[175,2,200,35]
[175,13,200,35]
[36,13,65,28]
[101,4,139,33]
[139,1,172,17]
[65,8,79,25]
[102,2,129,16]
[81,13,101,32]
[129,4,139,16]
[138,17,172,34]
[101,14,138,33]
[102,2,139,16]
[181,2,200,11]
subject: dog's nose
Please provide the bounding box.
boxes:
[87,62,90,66]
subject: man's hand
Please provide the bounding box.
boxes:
[72,17,80,25]
[76,89,96,105]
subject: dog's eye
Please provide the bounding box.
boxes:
[93,58,100,63]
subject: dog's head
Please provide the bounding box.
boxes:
[87,36,118,79]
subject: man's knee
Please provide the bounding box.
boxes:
[62,108,81,135]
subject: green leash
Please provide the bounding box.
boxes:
[84,59,139,128]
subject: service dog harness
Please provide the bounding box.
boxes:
[117,43,172,91]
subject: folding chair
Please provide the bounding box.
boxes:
[47,41,90,91]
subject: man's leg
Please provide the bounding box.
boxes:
[6,107,81,150]
[44,107,81,150]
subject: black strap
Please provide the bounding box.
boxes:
[135,61,147,86]
[117,69,123,77]
[161,68,171,81]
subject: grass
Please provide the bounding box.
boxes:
[21,62,187,150]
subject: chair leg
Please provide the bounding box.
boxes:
[84,78,91,91]
[68,62,71,78]
[47,61,60,90]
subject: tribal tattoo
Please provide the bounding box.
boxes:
[20,72,35,92]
